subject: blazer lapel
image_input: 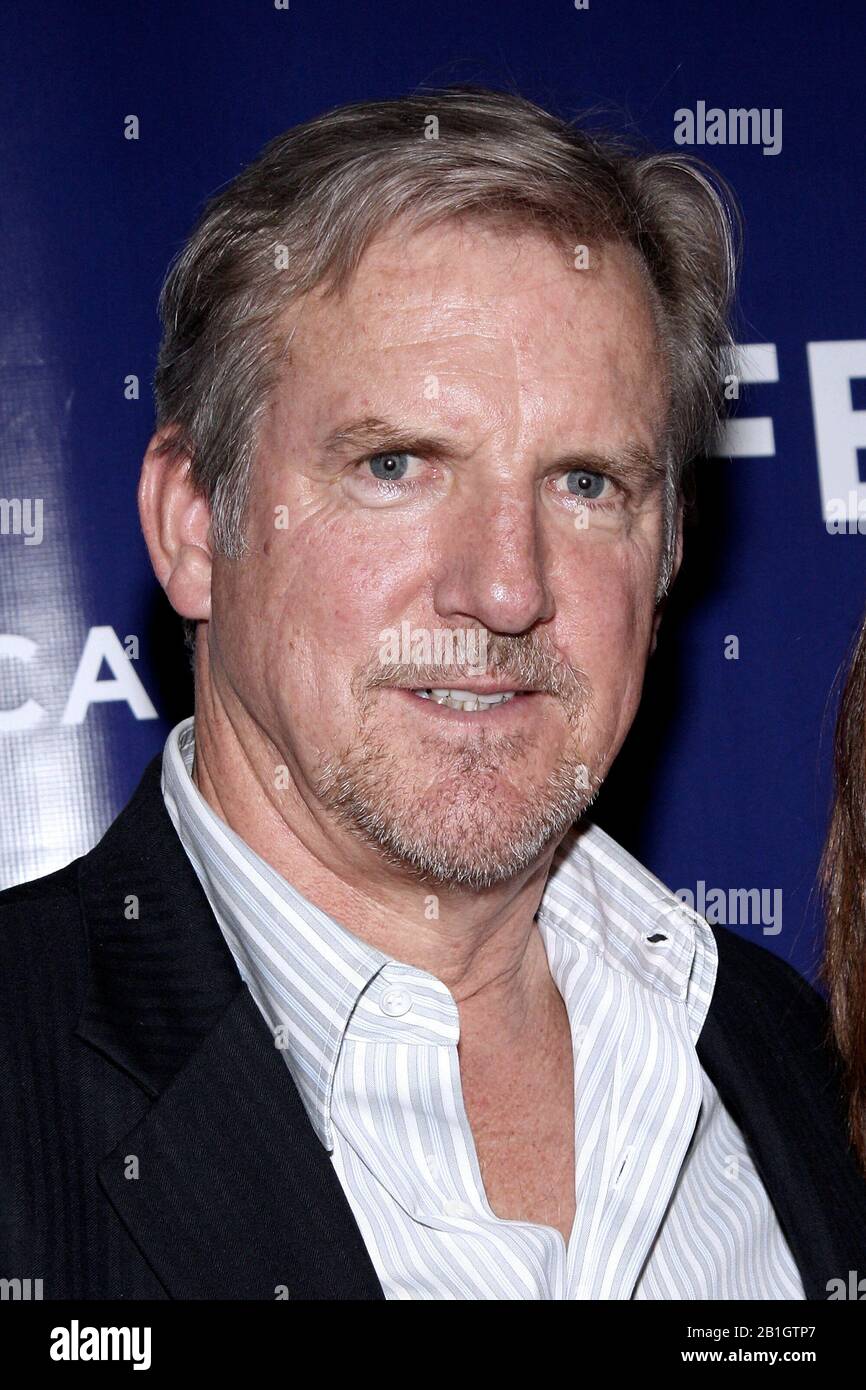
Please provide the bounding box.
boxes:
[74,756,384,1300]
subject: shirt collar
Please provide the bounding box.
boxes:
[539,821,717,1042]
[161,717,389,1150]
[161,717,717,1147]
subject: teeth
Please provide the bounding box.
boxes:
[411,688,518,712]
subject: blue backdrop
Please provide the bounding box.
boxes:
[1,0,862,984]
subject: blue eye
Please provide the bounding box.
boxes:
[566,470,606,499]
[368,452,411,481]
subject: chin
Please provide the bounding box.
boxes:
[316,749,598,890]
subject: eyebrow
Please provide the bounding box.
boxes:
[321,416,461,460]
[320,414,666,493]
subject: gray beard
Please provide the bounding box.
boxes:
[315,728,601,891]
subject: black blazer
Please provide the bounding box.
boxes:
[1,755,864,1300]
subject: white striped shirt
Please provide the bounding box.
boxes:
[161,717,804,1300]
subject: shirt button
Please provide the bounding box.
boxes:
[380,985,413,1017]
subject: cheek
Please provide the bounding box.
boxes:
[556,548,658,726]
[223,493,425,712]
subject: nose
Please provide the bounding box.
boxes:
[431,482,555,635]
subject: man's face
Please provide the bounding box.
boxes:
[207,220,673,888]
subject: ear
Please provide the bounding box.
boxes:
[649,501,684,656]
[138,429,213,622]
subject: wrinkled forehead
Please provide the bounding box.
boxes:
[269,220,669,441]
[288,220,659,346]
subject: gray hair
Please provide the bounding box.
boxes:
[153,85,740,647]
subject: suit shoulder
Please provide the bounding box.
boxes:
[0,858,87,995]
[0,856,83,924]
[710,923,829,1041]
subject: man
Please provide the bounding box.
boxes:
[1,87,864,1301]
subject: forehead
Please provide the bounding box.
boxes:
[276,219,667,442]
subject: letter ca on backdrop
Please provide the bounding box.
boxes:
[0,626,157,732]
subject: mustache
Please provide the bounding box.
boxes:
[360,631,589,708]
